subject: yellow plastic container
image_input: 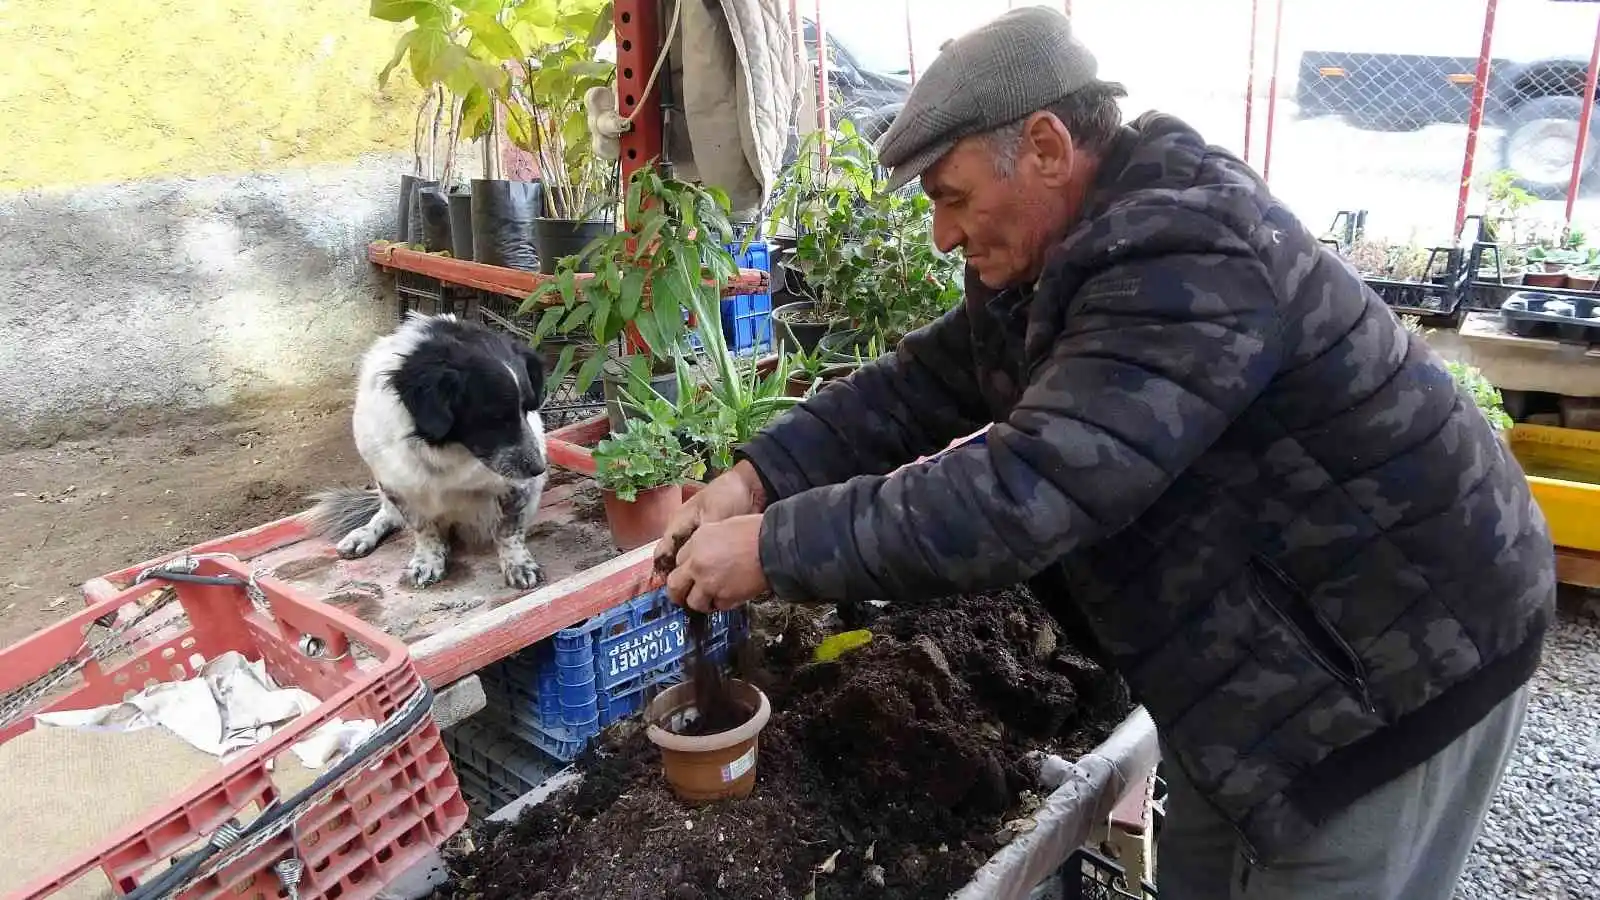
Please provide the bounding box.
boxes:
[1508,424,1600,553]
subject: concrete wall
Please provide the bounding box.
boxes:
[0,0,427,444]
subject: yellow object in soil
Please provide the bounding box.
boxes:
[1509,424,1600,553]
[814,629,874,663]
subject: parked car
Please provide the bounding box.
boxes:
[1294,0,1600,199]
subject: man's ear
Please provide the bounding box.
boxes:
[1024,111,1077,185]
[395,367,462,443]
[517,344,548,410]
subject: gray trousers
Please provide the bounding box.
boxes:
[1157,684,1529,900]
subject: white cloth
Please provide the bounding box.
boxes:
[35,650,375,769]
[669,0,803,220]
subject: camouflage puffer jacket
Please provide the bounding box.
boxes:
[738,111,1555,864]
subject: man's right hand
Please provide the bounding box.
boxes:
[653,460,768,576]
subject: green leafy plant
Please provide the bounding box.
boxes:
[524,165,741,393]
[1480,169,1538,245]
[765,120,963,346]
[504,0,617,219]
[1401,315,1512,433]
[371,0,521,184]
[592,418,704,502]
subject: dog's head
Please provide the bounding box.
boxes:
[388,318,549,481]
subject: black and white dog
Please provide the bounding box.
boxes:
[305,313,549,590]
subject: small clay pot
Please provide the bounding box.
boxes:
[601,484,684,552]
[1523,270,1569,289]
[645,679,772,803]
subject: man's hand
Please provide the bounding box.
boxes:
[653,460,767,576]
[665,514,768,612]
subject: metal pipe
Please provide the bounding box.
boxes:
[1565,8,1600,225]
[1261,0,1285,182]
[905,0,917,83]
[1455,0,1499,240]
[1244,0,1259,163]
[814,0,829,159]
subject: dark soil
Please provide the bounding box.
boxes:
[439,587,1132,900]
[679,609,746,736]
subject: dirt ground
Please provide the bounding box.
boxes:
[0,392,368,648]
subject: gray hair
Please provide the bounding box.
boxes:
[984,80,1129,178]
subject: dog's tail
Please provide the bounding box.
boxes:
[300,487,382,539]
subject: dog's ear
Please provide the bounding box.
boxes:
[396,366,462,443]
[517,344,548,410]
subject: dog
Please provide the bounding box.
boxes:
[304,312,550,590]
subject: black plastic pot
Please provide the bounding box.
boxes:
[417,184,454,253]
[472,179,542,271]
[407,179,439,246]
[534,217,616,274]
[448,190,474,260]
[397,174,422,242]
[772,300,847,354]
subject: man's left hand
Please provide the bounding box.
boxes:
[664,514,768,613]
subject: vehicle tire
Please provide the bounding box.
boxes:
[1498,95,1600,201]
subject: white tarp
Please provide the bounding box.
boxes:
[954,708,1160,900]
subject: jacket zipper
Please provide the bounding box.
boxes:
[1250,557,1378,715]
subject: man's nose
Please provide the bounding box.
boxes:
[931,206,965,255]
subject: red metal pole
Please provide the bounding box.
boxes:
[1564,10,1600,225]
[1261,0,1285,182]
[613,0,664,194]
[1064,0,1072,15]
[1244,0,1259,164]
[904,0,917,83]
[1455,0,1499,240]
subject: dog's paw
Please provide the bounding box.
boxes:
[405,554,448,588]
[335,530,379,559]
[500,557,542,591]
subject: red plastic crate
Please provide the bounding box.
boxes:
[1,555,468,899]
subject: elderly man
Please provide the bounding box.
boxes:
[656,6,1553,898]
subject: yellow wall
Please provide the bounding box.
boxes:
[0,0,420,191]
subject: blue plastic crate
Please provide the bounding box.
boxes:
[475,589,748,762]
[720,241,774,355]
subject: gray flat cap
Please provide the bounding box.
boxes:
[876,6,1099,191]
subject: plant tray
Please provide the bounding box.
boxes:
[2,555,467,900]
[1500,292,1600,343]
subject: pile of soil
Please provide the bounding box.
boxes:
[440,587,1132,900]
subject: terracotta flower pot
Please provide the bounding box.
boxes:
[645,679,772,803]
[1567,273,1599,292]
[1523,270,1569,289]
[601,484,684,552]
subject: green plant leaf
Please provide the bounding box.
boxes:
[371,0,440,22]
[550,343,578,384]
[408,25,452,86]
[378,31,417,87]
[618,266,646,320]
[586,1,616,45]
[464,12,523,60]
[572,350,608,397]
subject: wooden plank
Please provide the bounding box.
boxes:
[411,545,661,687]
[1556,547,1600,589]
[367,242,770,301]
[1431,314,1600,397]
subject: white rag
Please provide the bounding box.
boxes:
[35,650,376,768]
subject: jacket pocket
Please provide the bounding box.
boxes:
[1247,556,1376,714]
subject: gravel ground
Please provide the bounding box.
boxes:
[1455,596,1600,900]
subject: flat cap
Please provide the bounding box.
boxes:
[876,6,1099,191]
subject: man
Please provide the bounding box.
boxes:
[655,7,1554,899]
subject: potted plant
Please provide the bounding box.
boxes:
[498,0,618,272]
[526,165,743,400]
[765,121,961,354]
[373,0,545,267]
[592,418,704,551]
